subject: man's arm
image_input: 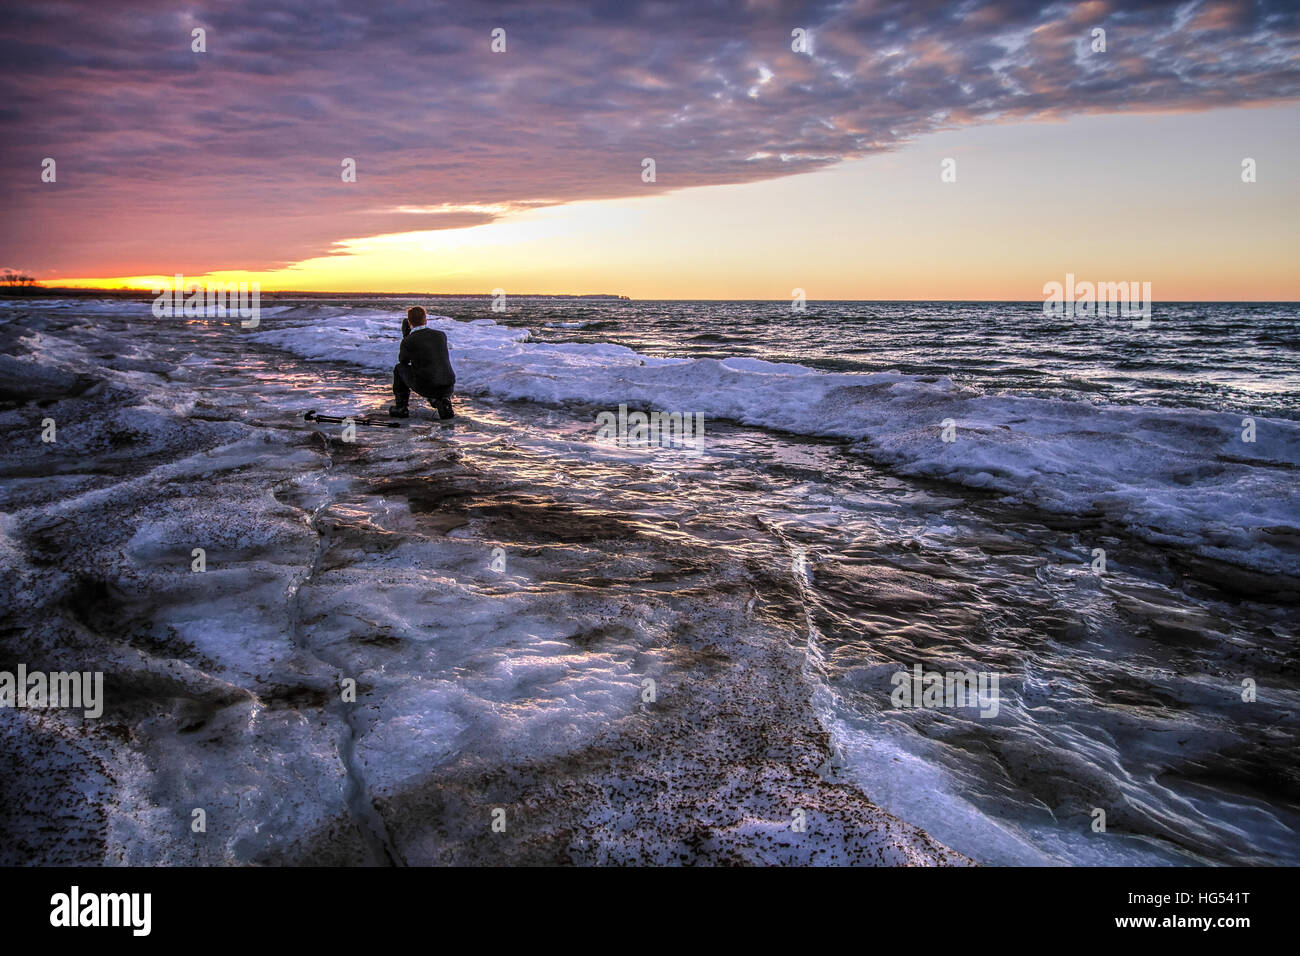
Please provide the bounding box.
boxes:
[398,335,410,364]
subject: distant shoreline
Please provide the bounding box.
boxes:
[0,287,631,300]
[2,288,1297,304]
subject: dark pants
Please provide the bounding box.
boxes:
[393,363,454,418]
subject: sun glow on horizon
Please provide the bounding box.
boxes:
[38,105,1300,302]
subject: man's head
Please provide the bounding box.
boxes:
[406,306,427,327]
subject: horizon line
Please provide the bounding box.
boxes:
[4,288,1298,305]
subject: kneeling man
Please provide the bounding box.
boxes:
[391,306,455,419]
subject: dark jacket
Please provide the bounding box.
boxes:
[399,325,455,388]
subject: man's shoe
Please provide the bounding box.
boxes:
[388,404,410,418]
[433,400,454,420]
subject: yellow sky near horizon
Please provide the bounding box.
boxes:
[44,105,1300,301]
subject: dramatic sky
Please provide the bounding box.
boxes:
[2,0,1298,298]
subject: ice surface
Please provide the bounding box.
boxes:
[0,302,971,865]
[253,307,1300,577]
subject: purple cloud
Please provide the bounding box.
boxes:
[1,0,1297,276]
